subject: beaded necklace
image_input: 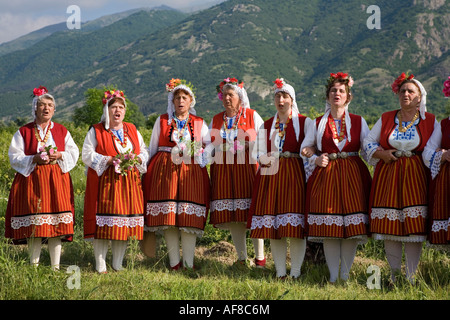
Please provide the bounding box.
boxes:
[328,113,346,145]
[222,108,242,140]
[108,127,128,148]
[275,111,292,151]
[398,110,419,133]
[34,122,51,147]
[172,114,190,143]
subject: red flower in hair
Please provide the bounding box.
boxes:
[274,78,284,89]
[33,86,48,97]
[391,72,414,94]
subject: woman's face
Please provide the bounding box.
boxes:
[274,92,293,115]
[222,88,241,114]
[328,83,348,108]
[108,100,126,126]
[398,82,421,110]
[35,98,55,123]
[173,90,192,117]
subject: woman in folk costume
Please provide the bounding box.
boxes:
[5,86,79,270]
[422,76,450,246]
[142,79,210,270]
[301,73,371,283]
[363,73,438,283]
[248,78,311,279]
[82,89,149,273]
[206,77,265,267]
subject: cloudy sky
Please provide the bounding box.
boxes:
[0,0,222,44]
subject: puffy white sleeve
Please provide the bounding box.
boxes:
[255,122,267,163]
[363,117,382,166]
[148,116,161,161]
[81,127,110,177]
[423,120,443,179]
[359,117,370,162]
[58,130,79,173]
[197,119,211,168]
[135,130,149,174]
[8,130,36,177]
[300,117,318,181]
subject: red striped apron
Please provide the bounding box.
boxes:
[142,114,210,232]
[248,115,307,239]
[5,122,75,244]
[209,108,258,225]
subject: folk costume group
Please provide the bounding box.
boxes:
[4,72,450,285]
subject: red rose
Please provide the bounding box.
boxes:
[33,85,48,97]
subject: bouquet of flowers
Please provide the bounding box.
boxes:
[176,140,204,157]
[112,150,140,176]
[39,145,58,164]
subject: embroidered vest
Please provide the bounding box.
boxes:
[264,115,306,153]
[210,108,257,143]
[20,122,67,155]
[379,110,435,152]
[315,113,362,153]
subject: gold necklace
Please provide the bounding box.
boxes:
[34,123,51,147]
[398,110,419,133]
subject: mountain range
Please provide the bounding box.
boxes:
[0,0,449,124]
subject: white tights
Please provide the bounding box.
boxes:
[164,227,197,268]
[226,222,265,261]
[270,238,306,278]
[28,237,62,270]
[93,239,128,273]
[323,238,358,283]
[384,240,422,282]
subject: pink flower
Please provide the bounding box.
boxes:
[179,142,186,151]
[39,146,45,153]
[48,148,55,156]
[217,92,223,100]
[348,76,354,88]
[40,152,48,161]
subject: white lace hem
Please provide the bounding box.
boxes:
[146,201,207,218]
[11,212,73,229]
[307,213,368,227]
[372,233,426,242]
[210,198,252,212]
[250,213,305,230]
[96,215,144,228]
[431,219,450,233]
[371,206,427,222]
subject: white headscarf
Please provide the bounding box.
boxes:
[101,92,127,130]
[167,84,196,125]
[270,79,300,142]
[412,79,427,120]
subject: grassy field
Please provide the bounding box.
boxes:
[0,123,448,303]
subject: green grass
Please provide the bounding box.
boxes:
[0,125,448,301]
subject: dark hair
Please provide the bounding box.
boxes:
[326,78,353,104]
[108,97,126,107]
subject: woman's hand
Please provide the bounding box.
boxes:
[48,151,62,163]
[301,146,316,158]
[259,154,273,168]
[441,149,450,163]
[315,153,329,168]
[33,153,50,165]
[374,149,398,164]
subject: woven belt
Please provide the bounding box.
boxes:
[158,146,173,153]
[328,152,359,160]
[394,150,416,158]
[270,151,301,158]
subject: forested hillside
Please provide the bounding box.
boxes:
[0,0,449,125]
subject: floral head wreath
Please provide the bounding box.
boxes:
[166,78,196,97]
[102,89,126,105]
[216,77,244,100]
[165,78,197,124]
[326,72,354,89]
[442,76,450,97]
[391,72,414,94]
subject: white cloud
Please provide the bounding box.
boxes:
[0,12,65,44]
[0,0,223,44]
